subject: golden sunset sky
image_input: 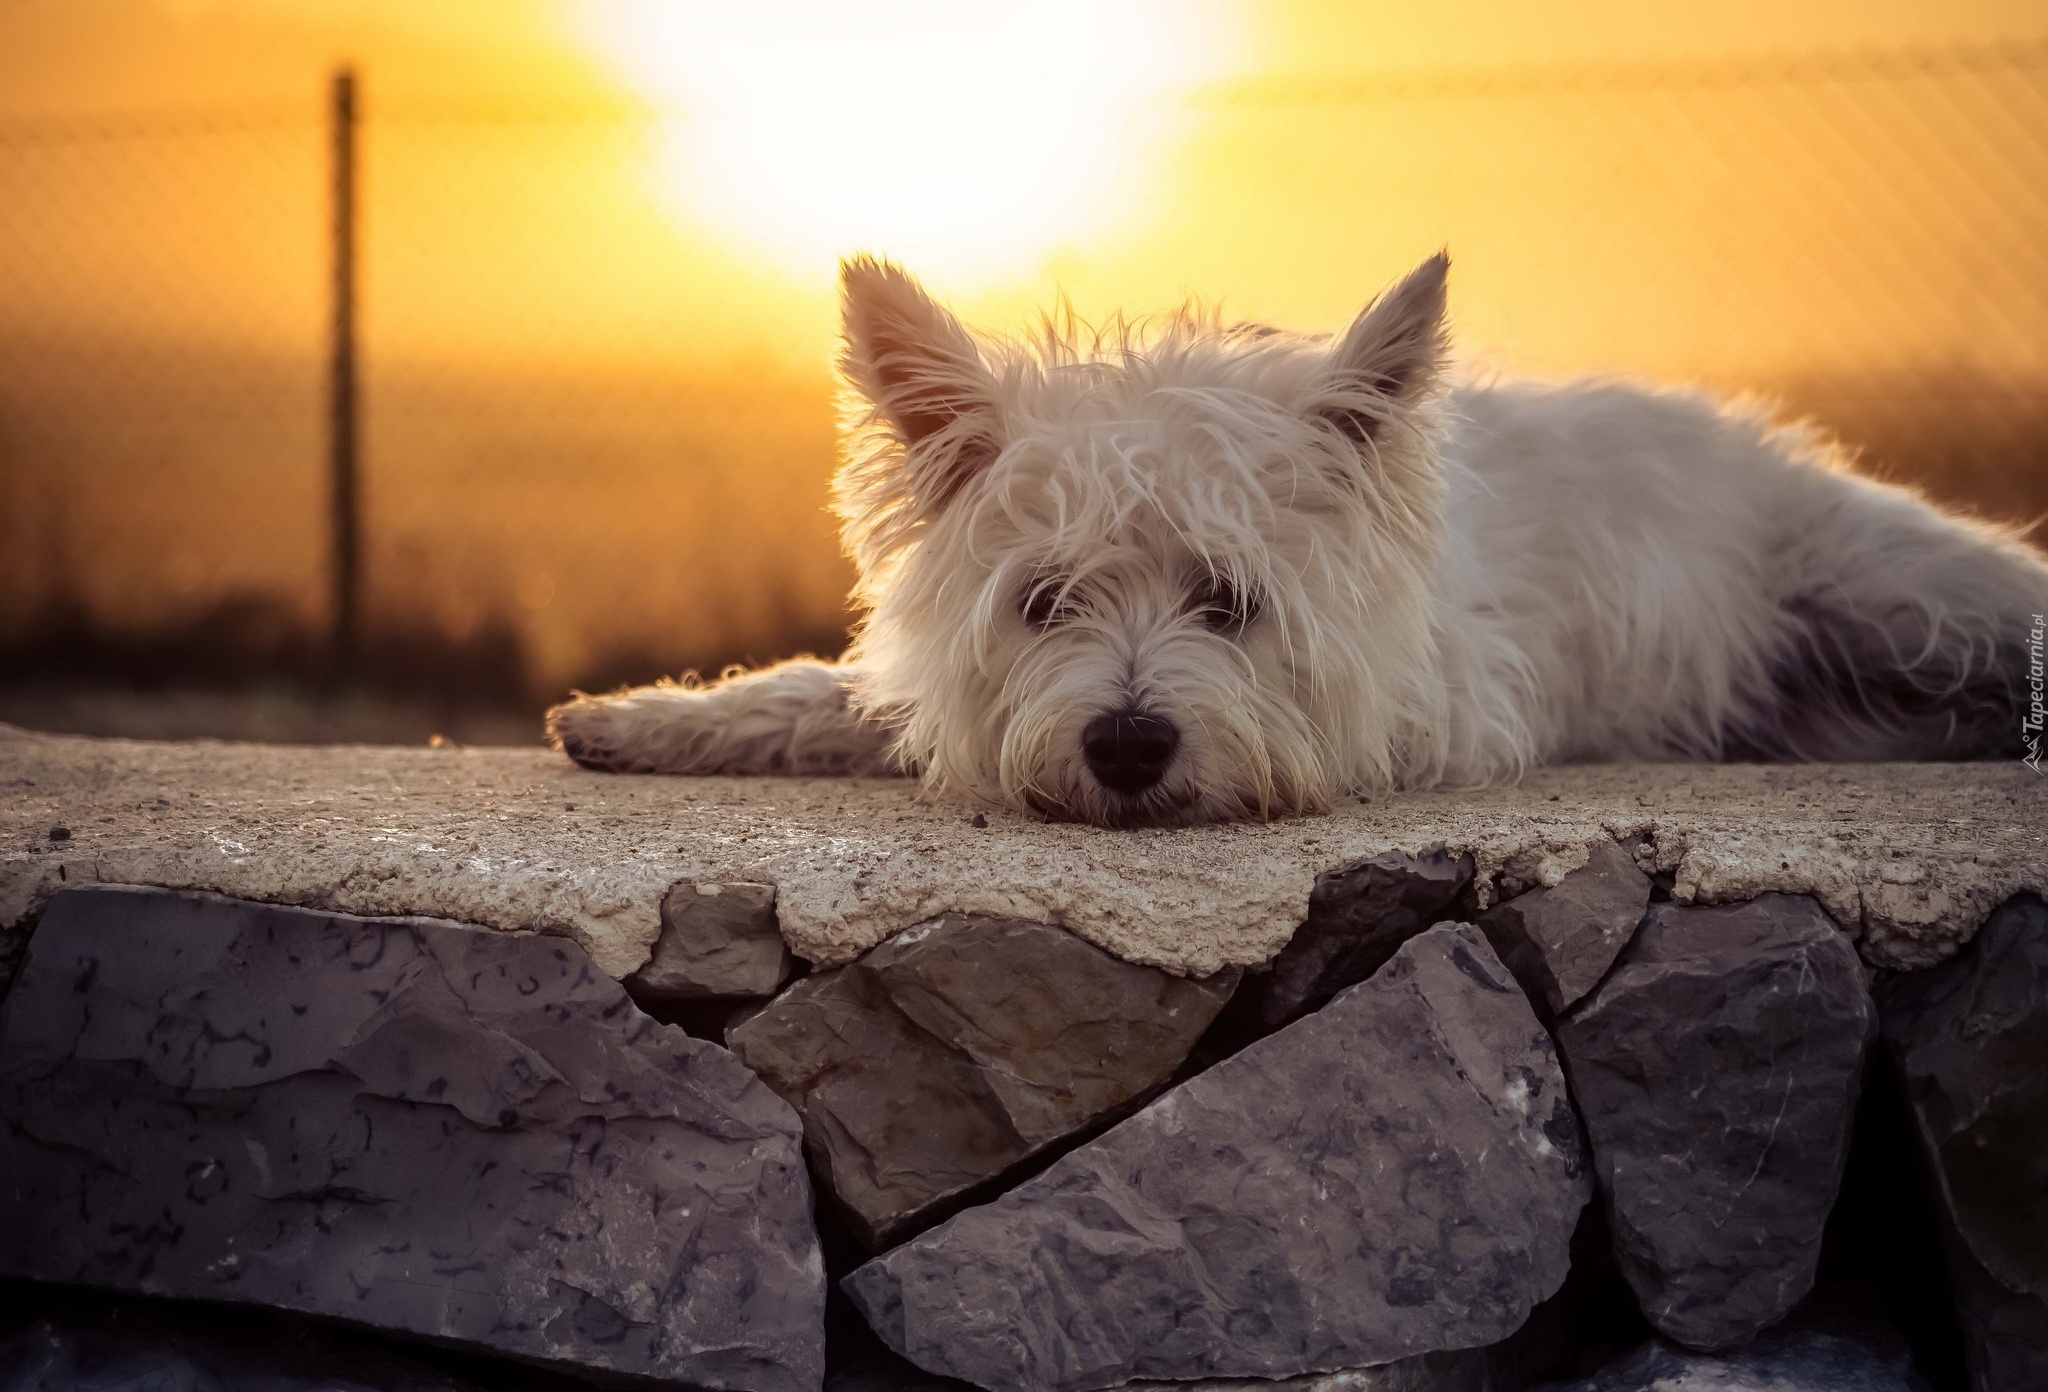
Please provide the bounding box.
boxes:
[5,1,2042,359]
[2,1,2043,693]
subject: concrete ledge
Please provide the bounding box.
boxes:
[3,724,2043,976]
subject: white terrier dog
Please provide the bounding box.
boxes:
[548,255,2048,826]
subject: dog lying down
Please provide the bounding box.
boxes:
[548,254,2048,827]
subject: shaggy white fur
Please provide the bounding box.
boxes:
[548,256,2048,826]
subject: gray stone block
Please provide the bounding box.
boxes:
[1878,893,2048,1392]
[1132,1348,1496,1391]
[630,880,796,1001]
[1939,1242,2048,1392]
[1243,845,1475,1029]
[728,914,1236,1248]
[1556,894,1873,1352]
[0,1317,479,1392]
[844,923,1589,1392]
[1534,1323,1928,1391]
[0,925,24,1004]
[1477,840,1649,1018]
[0,886,825,1392]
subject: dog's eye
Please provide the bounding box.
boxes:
[1190,573,1261,634]
[1021,578,1072,629]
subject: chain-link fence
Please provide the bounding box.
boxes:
[2,38,2043,725]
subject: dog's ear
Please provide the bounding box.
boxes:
[1316,252,1450,448]
[839,257,998,507]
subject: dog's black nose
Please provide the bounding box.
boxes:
[1082,710,1180,795]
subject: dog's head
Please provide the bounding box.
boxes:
[833,256,1453,826]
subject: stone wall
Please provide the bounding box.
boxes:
[2,730,2044,1391]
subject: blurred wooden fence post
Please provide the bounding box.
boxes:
[327,67,361,674]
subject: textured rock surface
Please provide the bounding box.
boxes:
[0,886,825,1392]
[1238,845,1473,1028]
[1557,894,1873,1351]
[630,880,795,1000]
[1536,1324,1928,1390]
[1879,893,2048,1392]
[0,921,24,1001]
[845,923,1590,1392]
[823,1332,976,1392]
[0,1317,479,1392]
[1133,1348,1496,1392]
[729,914,1235,1247]
[3,727,2040,976]
[1939,1248,2048,1392]
[1478,839,1649,1017]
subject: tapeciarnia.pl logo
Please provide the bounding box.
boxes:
[2025,613,2045,774]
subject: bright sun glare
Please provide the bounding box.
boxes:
[573,1,1231,286]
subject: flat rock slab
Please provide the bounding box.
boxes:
[844,923,1590,1392]
[2,728,2043,977]
[1130,1347,1497,1391]
[0,1317,480,1392]
[1236,845,1473,1029]
[1557,895,1873,1351]
[1479,838,1650,1017]
[1879,892,2048,1392]
[1937,1245,2048,1392]
[730,914,1235,1247]
[631,880,795,1000]
[0,886,825,1392]
[1541,1324,1928,1391]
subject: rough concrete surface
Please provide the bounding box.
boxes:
[2,726,2042,978]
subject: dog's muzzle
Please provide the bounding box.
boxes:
[1081,709,1180,796]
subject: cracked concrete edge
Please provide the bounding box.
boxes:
[0,847,663,981]
[0,824,2029,980]
[3,729,2043,977]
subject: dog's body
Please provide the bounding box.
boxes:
[550,256,2048,825]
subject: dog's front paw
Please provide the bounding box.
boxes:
[545,683,738,775]
[546,695,628,771]
[548,696,610,773]
[545,663,898,778]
